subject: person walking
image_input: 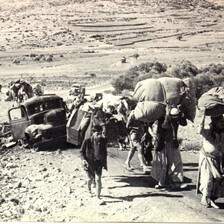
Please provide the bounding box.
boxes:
[151,107,187,190]
[80,124,108,204]
[197,109,224,208]
[125,110,148,172]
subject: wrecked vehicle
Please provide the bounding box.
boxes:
[8,94,67,150]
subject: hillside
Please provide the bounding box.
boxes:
[0,0,223,89]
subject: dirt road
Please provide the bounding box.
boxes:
[0,144,224,222]
[0,82,224,222]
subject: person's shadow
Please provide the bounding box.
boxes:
[104,175,185,203]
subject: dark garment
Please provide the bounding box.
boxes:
[81,137,107,170]
[87,160,103,176]
[21,82,33,98]
[154,117,179,152]
[142,131,153,164]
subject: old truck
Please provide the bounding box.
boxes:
[69,84,86,97]
[8,94,67,150]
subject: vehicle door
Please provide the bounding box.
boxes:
[8,106,30,140]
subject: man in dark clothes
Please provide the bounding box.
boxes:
[80,124,107,203]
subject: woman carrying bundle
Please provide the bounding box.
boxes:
[197,109,224,208]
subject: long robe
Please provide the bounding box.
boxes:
[196,128,224,198]
[151,133,184,186]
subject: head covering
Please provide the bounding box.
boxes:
[20,79,25,84]
[170,107,179,116]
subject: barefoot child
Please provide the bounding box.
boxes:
[80,124,108,202]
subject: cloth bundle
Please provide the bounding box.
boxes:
[133,77,196,122]
[198,87,224,116]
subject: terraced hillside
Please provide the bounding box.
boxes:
[0,0,223,87]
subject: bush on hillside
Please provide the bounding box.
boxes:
[111,73,138,93]
[194,64,224,98]
[111,61,167,93]
[194,73,224,98]
[199,63,224,75]
[111,60,224,98]
[170,60,198,79]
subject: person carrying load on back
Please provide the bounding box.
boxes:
[80,124,108,205]
[197,108,224,209]
[125,110,148,172]
[151,106,187,190]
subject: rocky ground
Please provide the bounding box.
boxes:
[0,88,224,222]
[0,0,224,222]
[0,140,224,222]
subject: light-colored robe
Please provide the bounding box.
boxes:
[151,140,184,186]
[196,128,224,198]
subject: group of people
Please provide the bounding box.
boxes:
[4,79,44,103]
[6,79,33,103]
[79,95,187,204]
[124,105,188,190]
[79,93,224,207]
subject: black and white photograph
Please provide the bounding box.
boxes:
[0,0,224,222]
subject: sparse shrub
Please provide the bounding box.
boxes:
[30,53,37,58]
[112,60,224,98]
[111,61,168,93]
[44,55,53,62]
[200,63,224,75]
[170,60,198,79]
[41,79,47,86]
[132,62,167,74]
[111,73,137,93]
[133,53,139,59]
[34,56,41,61]
[13,59,20,64]
[193,63,224,98]
[194,73,224,98]
[90,73,96,78]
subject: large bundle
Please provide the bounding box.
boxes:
[134,101,166,123]
[133,77,185,105]
[133,79,164,102]
[133,77,196,122]
[158,77,185,106]
[198,87,224,116]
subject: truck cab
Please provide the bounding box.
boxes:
[69,84,86,97]
[8,94,67,150]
